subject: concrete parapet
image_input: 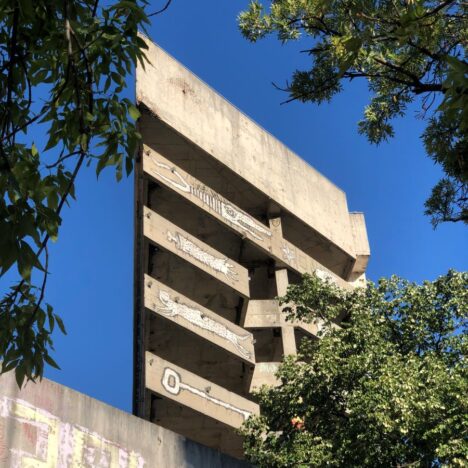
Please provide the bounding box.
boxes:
[0,372,250,467]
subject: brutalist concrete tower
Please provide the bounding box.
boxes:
[133,37,370,460]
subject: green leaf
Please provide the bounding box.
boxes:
[128,104,141,121]
[15,367,26,388]
[55,314,67,335]
[43,354,60,370]
[17,241,43,280]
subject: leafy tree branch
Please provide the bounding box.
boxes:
[239,0,467,227]
[0,0,153,386]
[241,271,468,467]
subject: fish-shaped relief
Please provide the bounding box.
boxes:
[156,289,252,359]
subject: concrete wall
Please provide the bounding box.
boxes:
[0,371,250,467]
[136,36,365,262]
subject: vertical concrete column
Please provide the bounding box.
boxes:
[269,217,297,356]
[134,147,150,418]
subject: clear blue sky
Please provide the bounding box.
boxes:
[1,2,466,413]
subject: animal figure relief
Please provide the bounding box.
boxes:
[148,155,271,241]
[157,290,252,359]
[220,203,271,242]
[161,368,252,421]
[167,230,238,282]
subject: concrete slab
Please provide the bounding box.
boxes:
[143,145,353,290]
[144,275,255,364]
[145,353,259,429]
[143,206,249,297]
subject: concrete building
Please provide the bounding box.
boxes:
[133,37,370,460]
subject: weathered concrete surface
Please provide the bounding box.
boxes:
[146,353,259,429]
[348,212,370,280]
[136,36,369,269]
[0,372,250,467]
[143,206,250,297]
[142,145,354,290]
[133,36,371,459]
[144,275,256,364]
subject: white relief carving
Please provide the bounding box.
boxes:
[167,230,238,281]
[149,156,271,241]
[220,202,271,242]
[281,243,295,263]
[256,363,280,373]
[161,368,252,421]
[315,269,337,285]
[157,290,252,359]
[0,396,145,468]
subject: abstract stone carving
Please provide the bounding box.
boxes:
[281,243,296,263]
[161,368,252,421]
[149,156,272,241]
[156,290,252,359]
[167,230,238,281]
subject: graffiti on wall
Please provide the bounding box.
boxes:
[281,243,296,264]
[167,230,238,282]
[147,154,272,242]
[0,397,145,468]
[161,368,252,421]
[156,289,252,359]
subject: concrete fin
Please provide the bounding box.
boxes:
[143,206,250,297]
[143,146,353,291]
[144,275,255,364]
[145,353,259,429]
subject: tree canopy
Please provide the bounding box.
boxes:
[0,0,154,386]
[239,0,467,227]
[241,271,468,467]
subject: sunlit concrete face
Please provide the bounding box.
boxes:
[0,372,249,468]
[134,36,370,460]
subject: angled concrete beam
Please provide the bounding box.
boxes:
[349,212,370,280]
[243,299,330,338]
[144,275,255,364]
[243,300,281,328]
[143,146,352,291]
[146,353,259,429]
[249,362,280,393]
[143,206,249,297]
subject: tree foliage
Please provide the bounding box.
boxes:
[239,0,468,227]
[241,271,468,467]
[0,0,152,387]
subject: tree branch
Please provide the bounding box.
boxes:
[25,246,49,329]
[148,0,173,17]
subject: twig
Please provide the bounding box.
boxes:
[148,0,173,17]
[45,150,81,169]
